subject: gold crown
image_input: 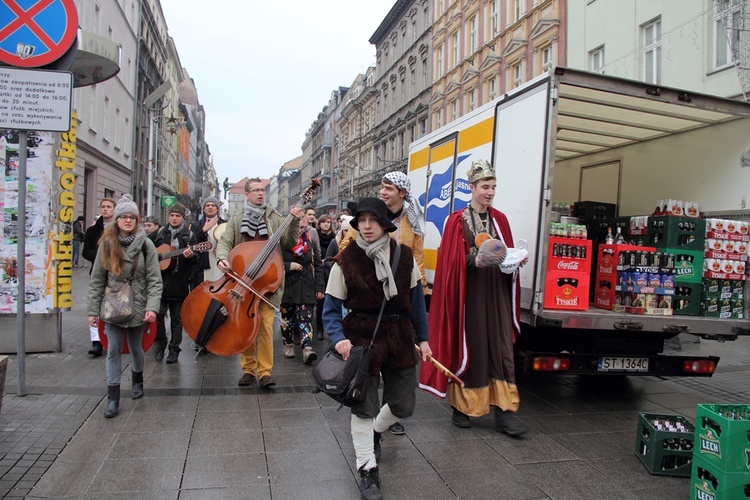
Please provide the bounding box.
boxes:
[467,160,496,183]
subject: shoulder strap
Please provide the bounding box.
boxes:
[368,243,402,349]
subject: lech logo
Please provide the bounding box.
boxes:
[0,0,78,68]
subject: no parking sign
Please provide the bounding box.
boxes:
[0,0,78,68]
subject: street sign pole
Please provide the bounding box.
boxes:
[16,131,27,397]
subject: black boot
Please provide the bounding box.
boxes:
[103,385,120,418]
[358,466,382,500]
[131,371,144,400]
[89,341,103,357]
[494,408,527,436]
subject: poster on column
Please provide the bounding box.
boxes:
[0,131,55,314]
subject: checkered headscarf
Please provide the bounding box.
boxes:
[383,171,425,236]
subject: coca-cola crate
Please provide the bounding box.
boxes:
[635,412,694,477]
[648,216,706,250]
[547,237,592,274]
[593,274,615,310]
[694,403,750,473]
[573,201,616,221]
[690,454,750,500]
[543,270,589,311]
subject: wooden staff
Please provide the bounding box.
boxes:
[414,345,465,388]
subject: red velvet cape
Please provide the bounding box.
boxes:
[419,207,521,398]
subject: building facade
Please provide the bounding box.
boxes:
[566,0,746,99]
[72,0,139,225]
[368,0,433,194]
[431,0,565,130]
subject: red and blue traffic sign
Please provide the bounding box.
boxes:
[0,0,78,68]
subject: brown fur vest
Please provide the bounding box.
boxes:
[336,239,418,375]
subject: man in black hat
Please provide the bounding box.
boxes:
[322,197,431,500]
[151,202,197,363]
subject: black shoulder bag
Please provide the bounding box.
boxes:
[312,243,401,409]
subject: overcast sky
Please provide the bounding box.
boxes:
[159,0,397,188]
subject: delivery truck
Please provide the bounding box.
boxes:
[408,67,750,376]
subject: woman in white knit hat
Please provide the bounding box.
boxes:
[87,194,162,418]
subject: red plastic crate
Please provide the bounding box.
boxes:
[544,270,590,311]
[547,237,593,274]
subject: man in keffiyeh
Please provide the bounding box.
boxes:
[216,178,303,389]
[338,170,428,437]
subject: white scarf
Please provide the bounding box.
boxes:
[356,232,398,300]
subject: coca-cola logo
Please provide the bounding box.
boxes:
[557,261,580,270]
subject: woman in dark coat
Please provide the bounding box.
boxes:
[315,214,336,338]
[280,218,325,364]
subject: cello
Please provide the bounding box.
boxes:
[181,179,319,356]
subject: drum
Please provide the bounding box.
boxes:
[212,222,227,242]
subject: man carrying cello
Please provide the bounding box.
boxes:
[216,178,303,388]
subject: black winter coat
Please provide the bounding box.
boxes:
[82,217,105,264]
[281,228,324,305]
[153,225,197,300]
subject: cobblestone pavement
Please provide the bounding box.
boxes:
[0,265,748,499]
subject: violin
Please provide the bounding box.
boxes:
[181,179,320,356]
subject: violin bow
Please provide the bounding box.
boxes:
[414,345,465,388]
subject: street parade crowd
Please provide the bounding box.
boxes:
[84,161,526,500]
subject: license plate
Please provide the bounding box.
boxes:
[597,356,649,372]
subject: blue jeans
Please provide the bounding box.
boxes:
[105,322,145,386]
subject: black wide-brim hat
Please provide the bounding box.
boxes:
[351,197,397,233]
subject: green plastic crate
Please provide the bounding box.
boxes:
[635,412,694,477]
[690,454,750,500]
[695,404,750,473]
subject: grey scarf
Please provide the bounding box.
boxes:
[241,201,268,238]
[168,221,185,248]
[356,233,398,300]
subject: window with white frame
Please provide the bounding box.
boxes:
[451,100,457,121]
[491,0,499,35]
[437,44,443,78]
[488,77,497,100]
[513,62,523,87]
[542,46,552,71]
[114,107,120,149]
[103,95,109,139]
[422,59,428,87]
[714,0,741,68]
[124,116,130,154]
[436,0,443,17]
[509,0,522,24]
[469,17,477,55]
[436,108,443,128]
[452,31,459,66]
[590,46,605,73]
[642,19,661,84]
[468,88,476,111]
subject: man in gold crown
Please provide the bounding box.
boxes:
[419,159,527,436]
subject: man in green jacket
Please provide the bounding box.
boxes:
[216,178,302,388]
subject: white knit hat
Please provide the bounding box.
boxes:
[340,215,354,232]
[114,194,139,220]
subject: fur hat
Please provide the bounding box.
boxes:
[113,194,139,220]
[468,159,496,184]
[203,196,221,209]
[143,216,160,225]
[339,215,354,232]
[169,202,186,218]
[351,197,397,233]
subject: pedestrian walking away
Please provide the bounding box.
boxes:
[323,197,431,500]
[87,194,162,418]
[419,160,528,436]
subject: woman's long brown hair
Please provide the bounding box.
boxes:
[98,223,126,275]
[317,214,334,235]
